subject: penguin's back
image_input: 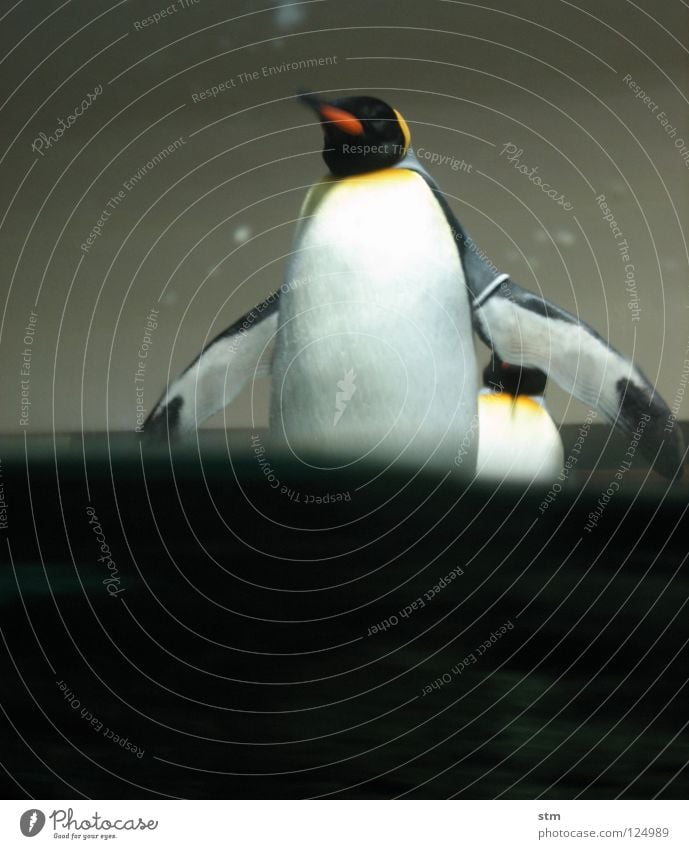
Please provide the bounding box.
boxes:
[271,169,477,469]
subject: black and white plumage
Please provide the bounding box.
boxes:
[145,296,279,440]
[472,280,684,479]
[476,359,564,483]
[145,92,684,480]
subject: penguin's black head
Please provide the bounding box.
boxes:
[483,358,548,397]
[299,91,411,176]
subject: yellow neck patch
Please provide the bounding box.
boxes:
[300,168,419,217]
[394,109,411,154]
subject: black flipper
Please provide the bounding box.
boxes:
[472,278,685,480]
[144,295,280,439]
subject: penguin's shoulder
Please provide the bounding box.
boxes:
[338,167,422,187]
[479,391,548,421]
[300,167,431,219]
[479,390,514,407]
[514,395,547,414]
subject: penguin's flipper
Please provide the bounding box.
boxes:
[473,278,685,480]
[145,294,280,439]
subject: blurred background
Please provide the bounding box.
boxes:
[0,0,687,434]
[1,2,689,801]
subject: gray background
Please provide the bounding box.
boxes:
[0,0,687,434]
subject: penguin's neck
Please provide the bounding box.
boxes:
[479,387,546,408]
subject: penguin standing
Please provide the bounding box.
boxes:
[146,91,684,480]
[477,359,564,483]
[269,93,477,467]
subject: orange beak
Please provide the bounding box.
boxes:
[298,90,365,136]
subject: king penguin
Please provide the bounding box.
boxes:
[146,90,684,480]
[476,358,564,483]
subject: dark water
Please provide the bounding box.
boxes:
[0,433,687,799]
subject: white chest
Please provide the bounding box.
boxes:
[270,170,478,468]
